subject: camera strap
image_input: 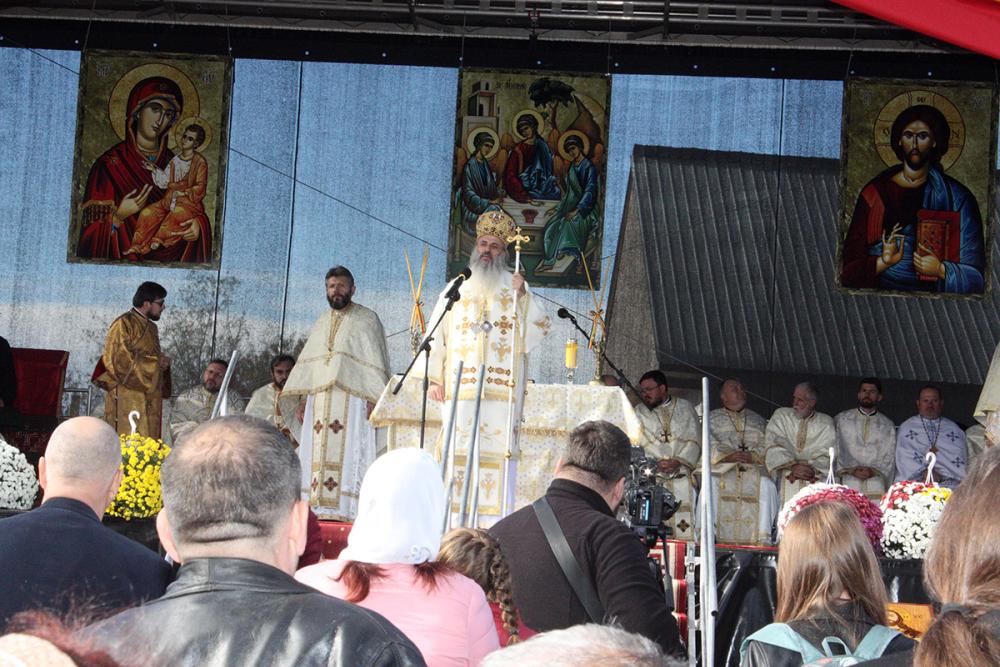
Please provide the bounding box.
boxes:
[532,497,606,623]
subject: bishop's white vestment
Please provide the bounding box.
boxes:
[422,272,551,525]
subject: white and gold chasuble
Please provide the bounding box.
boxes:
[699,407,777,545]
[421,272,550,524]
[246,382,296,444]
[635,397,701,541]
[834,408,896,501]
[280,302,389,520]
[764,407,835,506]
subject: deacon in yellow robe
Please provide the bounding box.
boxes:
[93,282,171,438]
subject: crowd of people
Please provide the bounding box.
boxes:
[2,412,1000,665]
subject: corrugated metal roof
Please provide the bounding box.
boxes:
[610,145,1000,389]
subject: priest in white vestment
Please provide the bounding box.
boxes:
[170,359,245,442]
[280,266,390,520]
[974,339,1000,446]
[702,379,777,544]
[895,385,966,488]
[426,210,551,525]
[245,354,296,442]
[834,377,896,501]
[635,370,700,541]
[764,382,834,506]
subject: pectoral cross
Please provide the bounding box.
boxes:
[660,430,671,443]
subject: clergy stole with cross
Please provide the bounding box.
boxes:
[635,397,701,541]
[764,407,835,506]
[280,302,390,520]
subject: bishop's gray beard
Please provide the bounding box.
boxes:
[467,248,508,294]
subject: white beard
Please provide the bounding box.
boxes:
[466,249,509,296]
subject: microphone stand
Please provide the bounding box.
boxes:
[394,277,465,450]
[561,312,641,398]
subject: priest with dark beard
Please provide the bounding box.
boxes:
[424,210,551,525]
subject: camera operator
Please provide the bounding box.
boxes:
[490,421,685,657]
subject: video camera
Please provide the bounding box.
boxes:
[619,446,681,550]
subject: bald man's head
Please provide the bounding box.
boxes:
[43,417,121,484]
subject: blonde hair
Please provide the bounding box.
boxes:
[776,501,888,643]
[915,447,1000,667]
[438,528,521,644]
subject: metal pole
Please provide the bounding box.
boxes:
[441,361,464,533]
[698,376,717,667]
[458,364,487,528]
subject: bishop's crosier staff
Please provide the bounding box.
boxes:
[501,225,531,518]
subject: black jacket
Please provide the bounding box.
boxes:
[741,602,915,667]
[83,557,427,667]
[0,497,170,629]
[490,478,684,656]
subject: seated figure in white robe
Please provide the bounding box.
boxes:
[245,354,296,444]
[764,382,834,507]
[700,378,777,545]
[635,370,700,541]
[895,385,966,488]
[834,378,896,501]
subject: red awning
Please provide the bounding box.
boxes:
[833,0,1000,60]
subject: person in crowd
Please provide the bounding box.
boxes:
[93,281,171,438]
[2,611,123,666]
[438,527,535,646]
[169,357,244,441]
[297,448,499,666]
[245,354,296,442]
[279,265,390,521]
[0,417,170,629]
[835,377,897,502]
[895,385,966,487]
[739,502,914,666]
[705,378,776,544]
[634,370,700,540]
[490,420,684,656]
[764,382,836,506]
[877,445,1000,667]
[83,416,425,667]
[479,624,682,667]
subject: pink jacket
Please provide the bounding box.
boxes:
[296,560,500,666]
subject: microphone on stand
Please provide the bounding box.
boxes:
[446,267,473,302]
[557,306,640,397]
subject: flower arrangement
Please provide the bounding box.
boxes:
[0,436,39,510]
[879,481,952,560]
[777,482,884,554]
[105,432,171,520]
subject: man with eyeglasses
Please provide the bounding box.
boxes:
[634,369,701,541]
[93,281,171,438]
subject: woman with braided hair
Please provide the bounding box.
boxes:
[438,528,536,646]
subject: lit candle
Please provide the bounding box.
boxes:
[565,339,578,369]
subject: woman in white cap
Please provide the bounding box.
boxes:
[296,448,499,666]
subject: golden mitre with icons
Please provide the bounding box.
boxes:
[475,210,516,242]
